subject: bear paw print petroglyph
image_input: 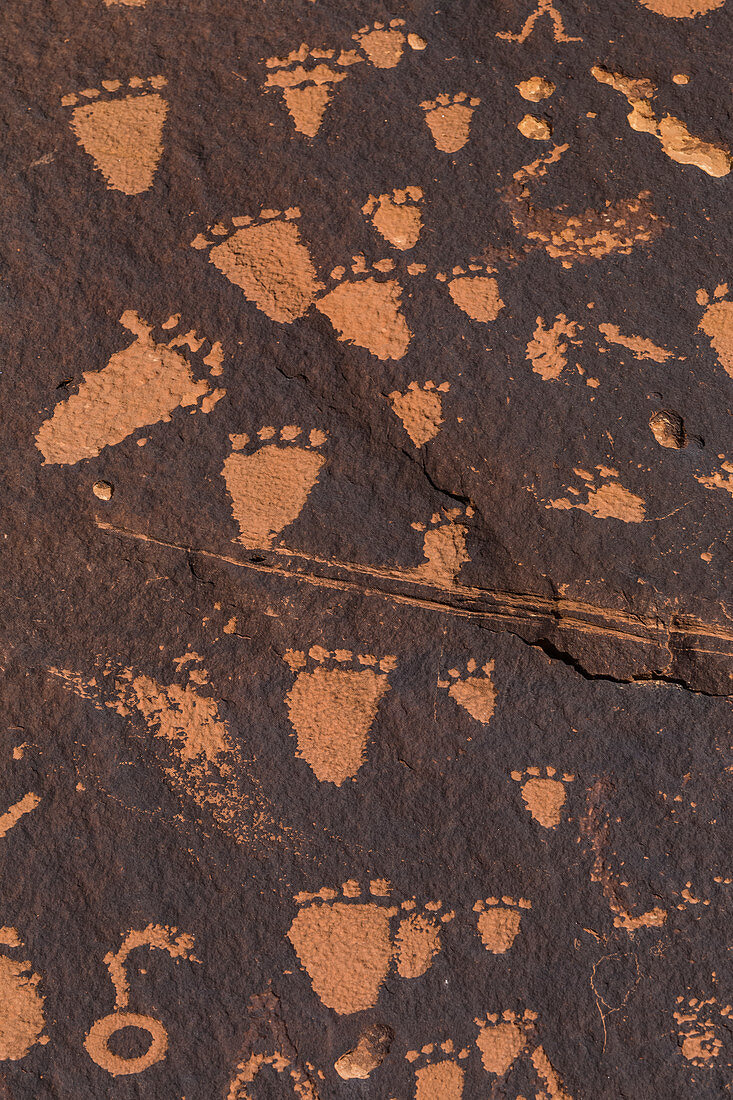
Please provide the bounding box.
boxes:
[36,312,225,466]
[697,284,733,378]
[512,767,574,828]
[408,507,473,587]
[438,660,497,725]
[675,995,732,1067]
[638,0,726,15]
[406,1042,469,1100]
[287,882,453,1015]
[264,22,426,137]
[420,93,480,153]
[222,426,327,550]
[475,1011,537,1075]
[436,264,506,322]
[388,381,449,447]
[474,897,531,954]
[283,647,396,785]
[362,187,424,250]
[192,208,325,325]
[62,76,168,194]
[0,928,48,1062]
[545,466,647,523]
[316,256,413,360]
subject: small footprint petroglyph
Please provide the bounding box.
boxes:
[675,994,732,1067]
[0,928,48,1062]
[407,507,472,587]
[192,208,324,324]
[512,767,574,828]
[436,265,505,322]
[35,312,225,465]
[474,897,531,954]
[545,466,647,523]
[438,660,497,725]
[421,93,480,152]
[388,381,449,447]
[352,19,411,68]
[283,647,396,785]
[405,1041,468,1099]
[62,76,168,194]
[697,284,733,378]
[222,426,327,549]
[475,1010,573,1096]
[287,881,453,1015]
[315,255,412,359]
[362,187,424,250]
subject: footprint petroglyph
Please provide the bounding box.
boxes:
[405,1041,468,1100]
[545,466,647,523]
[287,881,453,1015]
[592,66,731,177]
[283,647,396,785]
[697,284,733,378]
[438,660,497,725]
[192,209,325,324]
[388,381,449,447]
[352,19,410,68]
[407,507,472,587]
[512,767,574,828]
[637,0,726,14]
[62,76,168,194]
[497,0,582,42]
[526,314,582,381]
[84,924,198,1077]
[475,1011,574,1096]
[315,256,413,359]
[362,187,424,251]
[420,93,480,153]
[228,1051,322,1098]
[473,897,531,954]
[436,265,505,322]
[0,928,48,1062]
[36,312,225,466]
[674,994,732,1067]
[222,426,327,550]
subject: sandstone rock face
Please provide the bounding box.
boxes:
[1,1,732,1096]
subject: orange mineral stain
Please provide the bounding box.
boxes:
[526,314,582,380]
[0,931,48,1061]
[35,312,225,465]
[66,77,168,194]
[388,381,449,446]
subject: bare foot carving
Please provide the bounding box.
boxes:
[407,507,472,587]
[264,45,355,137]
[352,19,408,68]
[222,426,327,549]
[698,284,733,377]
[315,257,412,359]
[388,381,449,447]
[406,1041,468,1099]
[193,208,324,323]
[362,187,424,250]
[545,466,646,522]
[512,767,574,828]
[62,76,168,194]
[437,264,505,322]
[438,660,497,725]
[474,897,531,954]
[283,647,396,785]
[421,93,480,152]
[36,312,225,465]
[675,994,731,1066]
[0,928,48,1061]
[287,882,452,1014]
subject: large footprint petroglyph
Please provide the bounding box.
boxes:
[222,426,327,549]
[62,76,168,194]
[36,312,225,465]
[0,928,48,1062]
[388,381,449,447]
[362,187,424,250]
[283,647,396,785]
[405,1041,468,1099]
[438,660,497,725]
[421,94,480,153]
[315,256,412,359]
[512,767,574,828]
[287,881,453,1014]
[436,264,505,322]
[476,1010,573,1096]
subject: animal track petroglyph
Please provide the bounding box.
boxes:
[407,507,472,587]
[283,647,396,785]
[698,284,733,377]
[475,1011,536,1075]
[315,257,412,359]
[362,187,424,250]
[421,93,480,153]
[638,0,726,13]
[193,209,324,324]
[512,767,574,828]
[352,19,410,68]
[228,1051,321,1099]
[62,76,167,194]
[36,312,225,465]
[497,0,582,42]
[526,314,582,381]
[438,660,497,725]
[474,897,531,954]
[222,426,327,549]
[546,466,647,522]
[0,928,48,1061]
[436,265,505,322]
[675,994,732,1066]
[287,881,453,1014]
[405,1041,468,1100]
[388,381,449,447]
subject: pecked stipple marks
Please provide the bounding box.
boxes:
[36,312,225,465]
[438,660,497,725]
[287,881,453,1014]
[0,928,48,1062]
[388,381,449,447]
[228,1052,321,1099]
[526,314,582,381]
[222,427,327,549]
[674,994,732,1067]
[283,647,396,785]
[497,0,582,42]
[62,76,168,194]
